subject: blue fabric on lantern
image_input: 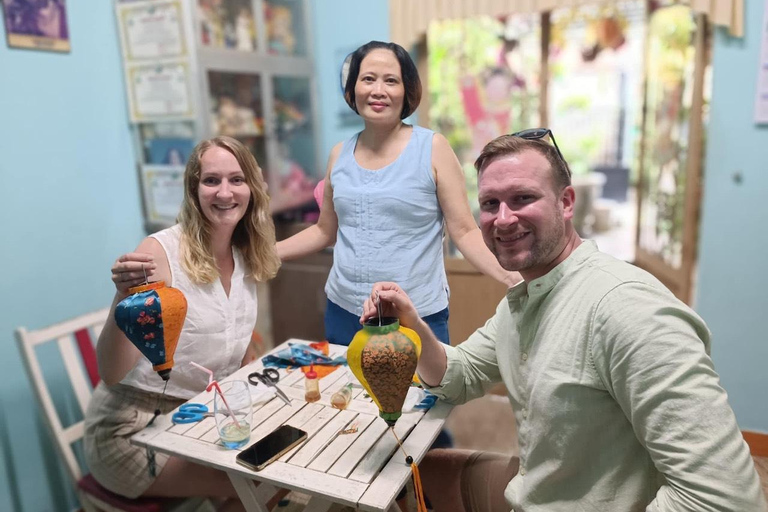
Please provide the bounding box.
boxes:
[114,289,168,369]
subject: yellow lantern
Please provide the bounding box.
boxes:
[347,317,421,425]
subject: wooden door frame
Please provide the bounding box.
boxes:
[417,5,709,306]
[415,34,430,128]
[539,12,551,127]
[634,7,709,304]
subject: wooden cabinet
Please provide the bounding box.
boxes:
[269,250,332,345]
[269,221,332,346]
[445,258,508,346]
[267,243,508,348]
[446,258,510,396]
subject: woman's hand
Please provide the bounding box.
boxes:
[360,282,421,329]
[240,332,261,368]
[504,271,523,288]
[110,252,156,296]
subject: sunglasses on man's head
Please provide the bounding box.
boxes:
[510,128,570,177]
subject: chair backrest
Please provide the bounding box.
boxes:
[15,308,110,485]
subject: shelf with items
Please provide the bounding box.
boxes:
[115,0,322,232]
[197,0,258,51]
[264,0,308,57]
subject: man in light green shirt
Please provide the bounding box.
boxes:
[362,131,767,511]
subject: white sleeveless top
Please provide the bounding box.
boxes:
[121,224,257,399]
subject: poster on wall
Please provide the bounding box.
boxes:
[127,61,194,121]
[142,165,185,223]
[117,0,186,61]
[1,0,70,52]
[754,0,768,123]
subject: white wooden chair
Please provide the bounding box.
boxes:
[15,308,199,512]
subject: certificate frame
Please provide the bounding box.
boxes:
[117,0,186,61]
[126,60,195,122]
[141,164,185,225]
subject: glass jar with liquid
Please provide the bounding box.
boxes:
[304,365,320,403]
[331,383,353,410]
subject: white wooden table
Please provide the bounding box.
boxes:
[132,339,452,512]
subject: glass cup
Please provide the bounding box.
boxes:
[214,380,252,449]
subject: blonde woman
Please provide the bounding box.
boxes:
[85,137,281,508]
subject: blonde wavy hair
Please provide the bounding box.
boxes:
[176,136,280,283]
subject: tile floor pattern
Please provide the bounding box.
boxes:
[274,393,768,511]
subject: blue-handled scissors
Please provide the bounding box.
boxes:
[248,368,291,405]
[171,403,213,424]
[414,393,438,410]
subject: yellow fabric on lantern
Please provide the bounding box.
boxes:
[347,317,421,426]
[348,316,428,511]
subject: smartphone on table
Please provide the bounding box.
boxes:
[236,425,307,471]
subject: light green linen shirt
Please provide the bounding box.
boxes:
[426,241,766,512]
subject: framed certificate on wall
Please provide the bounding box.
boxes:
[126,61,194,121]
[117,0,186,61]
[141,165,184,224]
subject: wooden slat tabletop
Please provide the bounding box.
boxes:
[132,339,452,512]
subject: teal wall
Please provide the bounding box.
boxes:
[311,0,389,159]
[696,3,768,433]
[0,2,145,510]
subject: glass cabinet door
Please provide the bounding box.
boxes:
[263,0,307,57]
[270,75,317,209]
[197,0,258,52]
[140,121,197,165]
[137,121,196,227]
[207,70,268,169]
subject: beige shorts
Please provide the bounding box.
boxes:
[460,451,520,512]
[84,383,185,499]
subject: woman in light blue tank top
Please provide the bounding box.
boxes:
[277,41,519,347]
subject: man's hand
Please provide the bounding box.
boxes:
[360,282,448,387]
[360,282,421,329]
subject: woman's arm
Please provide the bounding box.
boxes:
[96,237,169,385]
[432,133,521,288]
[276,142,343,261]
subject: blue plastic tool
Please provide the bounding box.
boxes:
[171,403,211,424]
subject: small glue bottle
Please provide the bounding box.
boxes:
[304,365,320,403]
[331,383,353,410]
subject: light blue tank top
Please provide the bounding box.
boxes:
[326,125,449,317]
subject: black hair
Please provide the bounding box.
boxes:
[343,41,422,119]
